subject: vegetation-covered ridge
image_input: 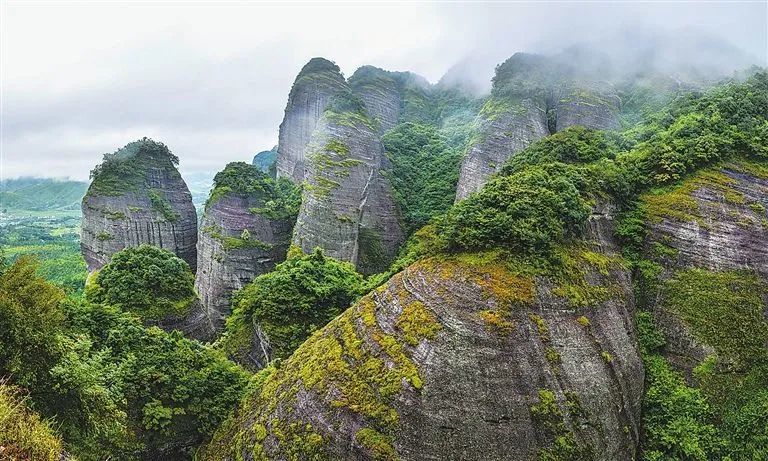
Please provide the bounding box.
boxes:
[87,137,181,197]
[205,161,301,220]
[85,244,197,321]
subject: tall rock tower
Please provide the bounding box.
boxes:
[81,138,198,272]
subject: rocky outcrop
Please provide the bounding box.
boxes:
[291,108,403,274]
[81,139,197,272]
[195,163,299,333]
[276,58,347,183]
[201,236,644,460]
[455,98,549,200]
[638,162,768,374]
[454,53,621,202]
[252,145,278,174]
[552,81,621,132]
[349,66,404,134]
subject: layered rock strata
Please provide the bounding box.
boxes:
[196,191,295,332]
[201,236,644,460]
[81,140,197,272]
[276,58,347,182]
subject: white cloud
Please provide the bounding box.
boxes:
[1,1,765,180]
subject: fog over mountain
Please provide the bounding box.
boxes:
[1,1,765,180]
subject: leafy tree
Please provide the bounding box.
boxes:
[206,162,301,220]
[86,245,196,320]
[223,248,363,363]
[0,256,65,393]
[441,163,590,254]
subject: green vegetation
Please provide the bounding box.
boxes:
[148,188,180,221]
[87,137,180,196]
[252,146,278,175]
[382,122,464,233]
[203,287,438,460]
[0,256,249,460]
[0,383,65,461]
[442,163,590,254]
[222,248,363,364]
[0,214,86,294]
[206,162,301,221]
[0,177,87,212]
[85,245,196,321]
[441,72,767,258]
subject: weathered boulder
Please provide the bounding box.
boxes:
[201,239,644,460]
[276,58,347,183]
[291,107,403,274]
[80,138,197,272]
[195,163,299,332]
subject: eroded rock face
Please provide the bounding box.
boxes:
[291,113,403,274]
[455,98,549,200]
[454,54,621,202]
[276,58,347,183]
[639,163,768,373]
[81,159,197,273]
[202,240,644,460]
[196,194,294,332]
[552,81,621,132]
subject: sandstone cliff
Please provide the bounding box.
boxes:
[80,138,197,272]
[202,222,644,460]
[276,58,347,183]
[455,53,621,201]
[291,105,403,274]
[636,161,768,375]
[195,163,299,333]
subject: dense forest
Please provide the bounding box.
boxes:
[1,46,766,461]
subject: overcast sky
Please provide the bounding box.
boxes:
[1,1,766,181]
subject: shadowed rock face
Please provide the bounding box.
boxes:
[454,53,621,202]
[276,58,347,183]
[639,163,768,374]
[291,113,403,274]
[81,146,197,272]
[196,193,294,332]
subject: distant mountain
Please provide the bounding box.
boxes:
[0,177,88,211]
[252,146,277,174]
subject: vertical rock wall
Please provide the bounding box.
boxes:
[81,152,197,272]
[195,193,294,332]
[276,58,347,183]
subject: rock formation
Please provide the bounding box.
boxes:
[276,59,407,274]
[291,105,403,274]
[637,162,768,375]
[455,53,621,201]
[276,58,347,183]
[201,226,644,459]
[252,145,278,174]
[195,163,299,332]
[80,138,197,272]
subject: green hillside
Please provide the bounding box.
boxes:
[1,178,88,212]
